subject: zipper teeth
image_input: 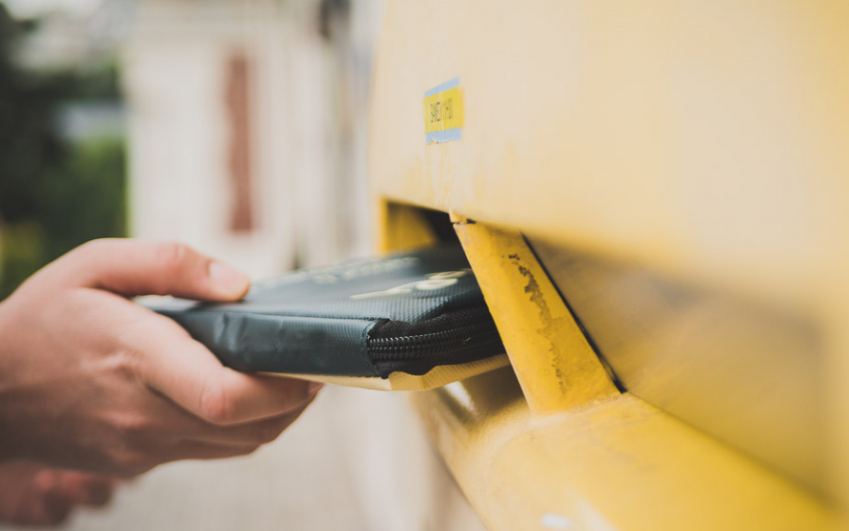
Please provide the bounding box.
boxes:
[368,323,501,361]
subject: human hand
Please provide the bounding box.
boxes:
[0,240,322,476]
[0,461,115,527]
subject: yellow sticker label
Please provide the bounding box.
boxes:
[423,78,463,144]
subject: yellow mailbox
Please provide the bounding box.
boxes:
[368,1,849,530]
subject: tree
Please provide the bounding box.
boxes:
[0,4,126,298]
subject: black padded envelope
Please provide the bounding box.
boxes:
[144,246,506,384]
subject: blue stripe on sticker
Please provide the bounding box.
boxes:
[426,128,462,144]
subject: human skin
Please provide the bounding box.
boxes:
[0,461,115,526]
[0,239,322,478]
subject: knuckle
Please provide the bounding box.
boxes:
[111,414,152,439]
[198,382,236,425]
[103,349,142,383]
[33,470,62,494]
[156,241,192,274]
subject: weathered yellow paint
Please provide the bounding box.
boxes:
[373,203,837,528]
[410,368,833,531]
[374,199,438,254]
[368,0,849,525]
[372,205,833,527]
[453,218,618,414]
[369,0,849,314]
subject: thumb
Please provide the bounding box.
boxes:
[60,239,250,301]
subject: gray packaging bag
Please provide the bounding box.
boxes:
[143,245,508,390]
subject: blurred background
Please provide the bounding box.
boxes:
[0,0,378,290]
[0,0,484,529]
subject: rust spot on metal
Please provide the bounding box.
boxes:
[507,253,566,392]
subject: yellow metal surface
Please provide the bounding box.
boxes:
[369,0,849,312]
[368,0,849,525]
[411,368,832,531]
[371,204,835,529]
[374,200,438,254]
[453,218,617,414]
[528,237,825,494]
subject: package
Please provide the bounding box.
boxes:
[144,245,508,390]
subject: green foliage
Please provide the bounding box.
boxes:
[39,138,127,264]
[0,223,44,298]
[0,4,127,299]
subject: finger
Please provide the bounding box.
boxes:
[60,239,250,301]
[146,441,264,469]
[56,472,115,507]
[15,497,71,527]
[26,470,73,526]
[36,491,73,527]
[144,388,316,444]
[131,311,322,425]
[134,386,316,446]
[178,397,316,446]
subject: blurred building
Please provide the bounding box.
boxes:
[13,0,132,71]
[122,0,375,279]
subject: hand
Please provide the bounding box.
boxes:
[0,240,322,476]
[0,461,115,527]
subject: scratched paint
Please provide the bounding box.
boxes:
[453,219,618,414]
[507,253,566,393]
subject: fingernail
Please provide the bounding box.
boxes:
[308,381,325,395]
[209,261,250,298]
